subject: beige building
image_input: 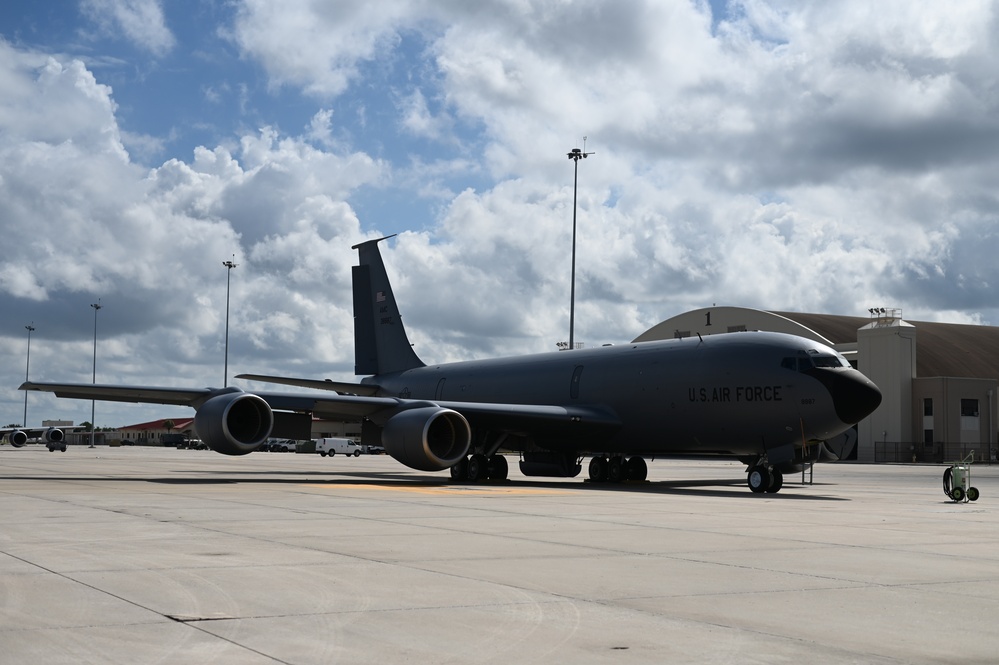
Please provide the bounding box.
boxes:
[635,307,999,463]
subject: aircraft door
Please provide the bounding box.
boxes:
[570,365,584,400]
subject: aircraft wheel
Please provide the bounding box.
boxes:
[748,465,771,493]
[607,456,625,483]
[951,486,965,502]
[765,469,783,494]
[588,456,608,482]
[450,457,468,481]
[467,454,488,482]
[968,487,980,502]
[487,455,508,480]
[626,456,648,482]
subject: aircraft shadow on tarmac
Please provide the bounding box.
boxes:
[1,470,849,500]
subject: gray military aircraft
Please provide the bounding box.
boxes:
[21,236,882,493]
[0,426,71,448]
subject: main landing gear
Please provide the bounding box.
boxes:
[747,464,783,494]
[587,455,648,483]
[450,454,509,482]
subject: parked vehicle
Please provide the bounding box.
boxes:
[47,440,66,452]
[276,439,298,452]
[316,438,362,457]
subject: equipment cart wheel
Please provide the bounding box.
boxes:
[967,486,980,502]
[951,486,965,502]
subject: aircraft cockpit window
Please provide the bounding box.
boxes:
[781,357,812,372]
[812,355,847,368]
[782,354,847,371]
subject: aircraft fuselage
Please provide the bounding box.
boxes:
[365,330,874,458]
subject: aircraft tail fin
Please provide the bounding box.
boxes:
[352,236,426,376]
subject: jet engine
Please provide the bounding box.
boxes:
[381,406,471,471]
[194,391,273,456]
[6,427,61,447]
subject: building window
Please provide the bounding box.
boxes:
[924,429,933,444]
[961,399,979,417]
[923,398,933,416]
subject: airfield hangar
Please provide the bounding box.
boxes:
[634,307,999,464]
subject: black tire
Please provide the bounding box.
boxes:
[968,486,980,502]
[319,451,326,457]
[450,457,468,481]
[626,456,648,482]
[607,457,625,483]
[951,486,965,502]
[353,450,360,457]
[765,469,783,494]
[487,455,508,480]
[748,466,771,493]
[588,456,608,482]
[467,454,487,482]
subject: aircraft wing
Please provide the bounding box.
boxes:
[235,373,380,396]
[20,382,219,407]
[20,381,621,437]
[435,400,621,439]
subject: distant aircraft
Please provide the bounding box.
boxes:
[21,236,882,493]
[0,426,74,447]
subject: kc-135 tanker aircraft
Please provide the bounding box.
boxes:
[20,236,882,493]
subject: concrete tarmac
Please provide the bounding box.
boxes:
[2,446,998,664]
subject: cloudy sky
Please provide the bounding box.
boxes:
[3,0,999,429]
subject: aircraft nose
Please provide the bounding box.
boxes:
[806,367,882,425]
[821,369,882,425]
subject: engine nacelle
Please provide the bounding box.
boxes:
[381,406,471,471]
[194,391,273,456]
[43,428,64,443]
[9,430,27,447]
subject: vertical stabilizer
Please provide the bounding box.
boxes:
[352,236,426,375]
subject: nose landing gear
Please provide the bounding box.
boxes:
[747,464,783,494]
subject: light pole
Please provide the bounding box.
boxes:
[23,323,34,427]
[567,140,593,350]
[90,301,102,448]
[223,257,238,387]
